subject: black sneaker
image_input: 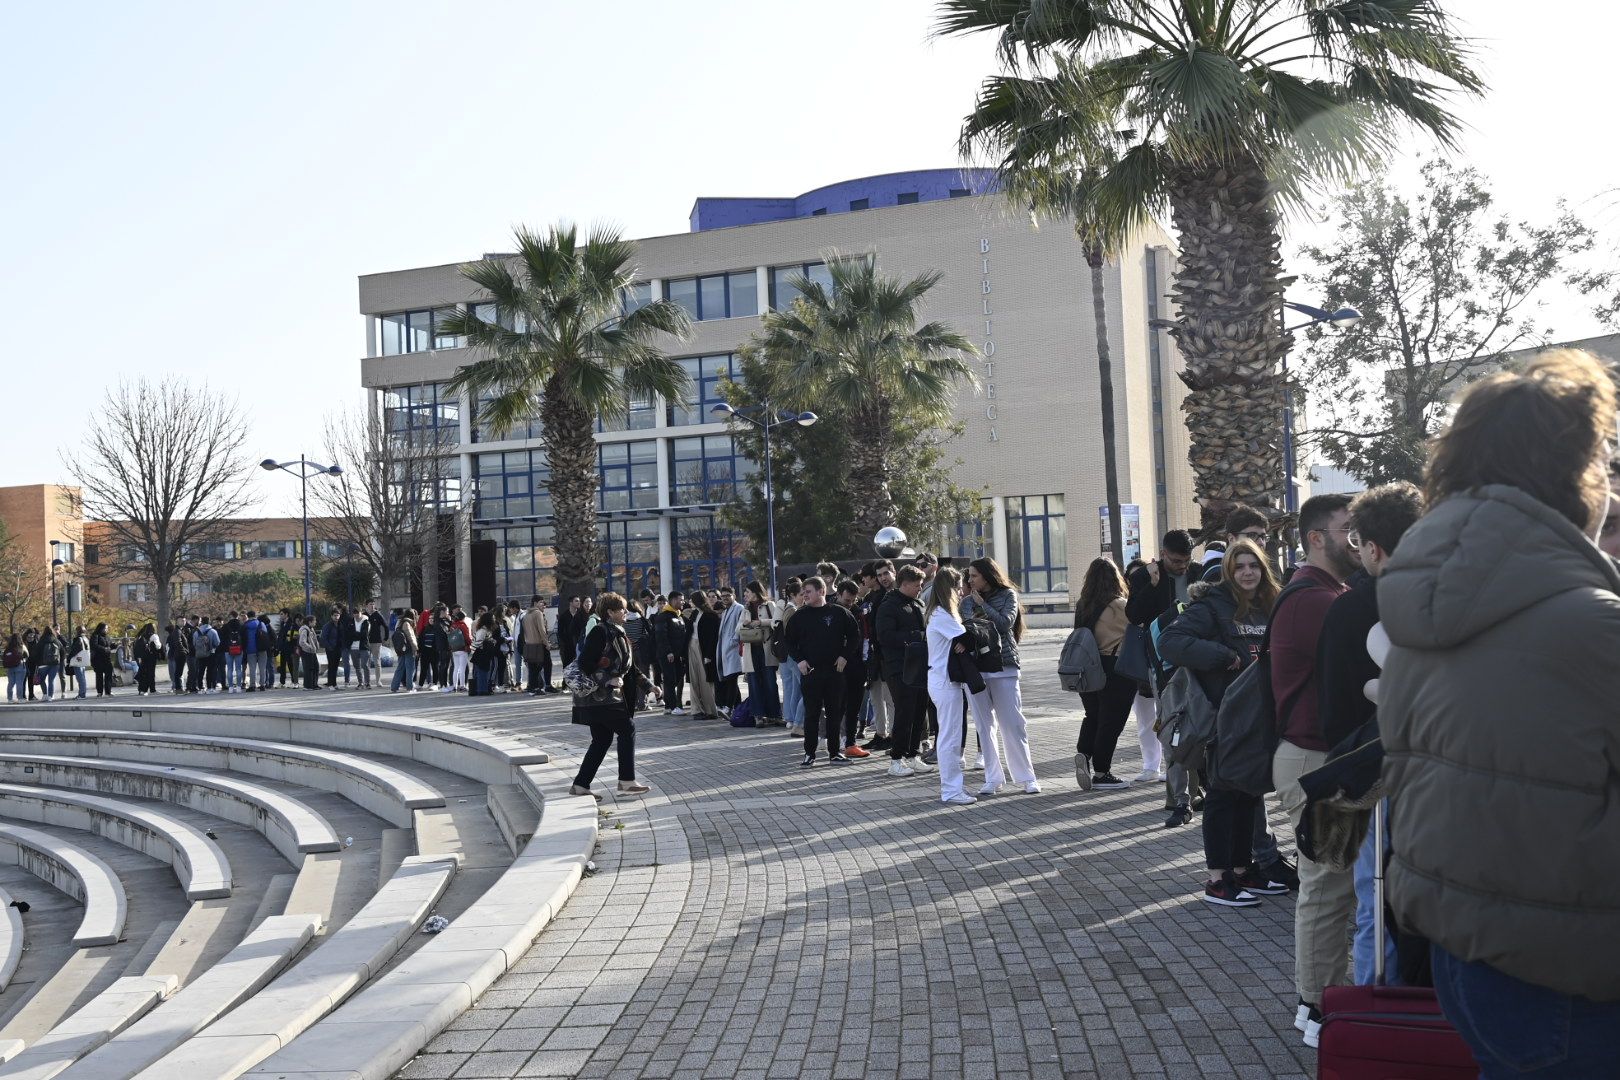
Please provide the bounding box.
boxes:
[1258,857,1300,892]
[800,754,816,769]
[1234,866,1290,896]
[921,748,938,765]
[1074,753,1093,790]
[828,753,851,765]
[1164,805,1193,828]
[1093,772,1130,790]
[1202,872,1260,908]
[862,736,888,751]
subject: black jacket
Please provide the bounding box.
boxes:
[367,612,388,644]
[1316,570,1380,750]
[1155,582,1261,707]
[694,610,720,682]
[873,589,924,682]
[784,604,859,673]
[572,621,651,726]
[1125,559,1189,628]
[649,607,689,660]
[90,630,116,668]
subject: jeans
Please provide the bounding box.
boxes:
[351,648,370,688]
[451,651,468,689]
[325,647,342,687]
[1353,803,1398,985]
[574,714,635,788]
[303,652,320,689]
[472,661,492,695]
[42,664,60,698]
[967,670,1036,788]
[800,668,844,757]
[1275,740,1354,1005]
[169,658,183,692]
[868,677,893,737]
[226,652,243,689]
[5,667,23,701]
[1432,945,1620,1078]
[779,655,803,726]
[391,654,416,691]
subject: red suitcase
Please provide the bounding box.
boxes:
[1316,802,1479,1079]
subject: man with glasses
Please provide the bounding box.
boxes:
[1268,492,1360,1048]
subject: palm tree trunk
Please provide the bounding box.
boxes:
[847,404,899,553]
[1166,160,1291,527]
[1087,243,1126,567]
[542,376,601,602]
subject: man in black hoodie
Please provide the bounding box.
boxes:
[785,577,859,769]
[875,564,930,776]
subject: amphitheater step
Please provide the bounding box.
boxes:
[375,830,412,893]
[0,974,177,1080]
[0,886,21,994]
[247,874,297,934]
[485,784,539,857]
[60,914,319,1080]
[0,825,125,948]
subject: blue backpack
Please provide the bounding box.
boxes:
[729,696,756,728]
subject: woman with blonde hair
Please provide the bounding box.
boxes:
[960,557,1040,795]
[925,567,976,805]
[1158,538,1283,908]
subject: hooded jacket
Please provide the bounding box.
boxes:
[1378,484,1620,1000]
[1155,580,1267,707]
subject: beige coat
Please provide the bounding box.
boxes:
[739,599,783,673]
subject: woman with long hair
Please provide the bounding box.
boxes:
[390,609,419,693]
[570,592,657,800]
[960,557,1039,795]
[686,592,719,720]
[925,567,976,805]
[135,622,160,696]
[1158,538,1283,908]
[470,610,499,696]
[1379,348,1620,1074]
[35,627,63,701]
[1072,557,1137,790]
[740,580,783,723]
[2,633,27,703]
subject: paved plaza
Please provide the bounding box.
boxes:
[333,629,1311,1080]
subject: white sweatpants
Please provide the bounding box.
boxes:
[451,651,469,689]
[930,680,967,801]
[1134,693,1163,775]
[968,670,1036,788]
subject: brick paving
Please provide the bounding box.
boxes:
[381,628,1315,1080]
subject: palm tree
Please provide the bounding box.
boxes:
[437,224,691,600]
[942,0,1482,521]
[742,254,977,547]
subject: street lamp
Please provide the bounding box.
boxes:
[260,456,343,617]
[1281,302,1362,517]
[711,402,818,596]
[49,542,63,629]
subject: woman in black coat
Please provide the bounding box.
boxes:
[90,622,117,697]
[569,592,658,800]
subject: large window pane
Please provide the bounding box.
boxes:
[379,313,406,356]
[728,272,758,318]
[666,277,699,318]
[407,310,433,352]
[699,276,726,320]
[432,307,462,350]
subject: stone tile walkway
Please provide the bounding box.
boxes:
[386,630,1314,1080]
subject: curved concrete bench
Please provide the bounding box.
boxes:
[243,772,596,1080]
[0,785,231,900]
[2,705,547,789]
[0,824,125,948]
[0,755,338,866]
[0,974,176,1080]
[0,886,20,993]
[60,913,319,1080]
[132,855,456,1080]
[0,731,444,830]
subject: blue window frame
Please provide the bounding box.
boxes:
[663,271,757,321]
[471,388,543,443]
[473,524,557,602]
[596,389,656,433]
[620,282,652,314]
[383,384,460,447]
[668,353,738,427]
[377,307,461,356]
[672,516,754,593]
[1005,494,1068,594]
[669,435,754,506]
[474,449,551,522]
[598,441,659,512]
[949,513,987,561]
[769,262,833,311]
[599,519,660,596]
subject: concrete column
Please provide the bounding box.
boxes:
[990,495,1009,565]
[657,518,674,594]
[365,317,376,359]
[755,265,769,311]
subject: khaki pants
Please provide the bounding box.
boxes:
[1274,740,1356,1005]
[870,678,894,737]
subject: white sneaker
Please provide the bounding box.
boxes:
[670,707,686,716]
[1134,768,1159,783]
[887,760,915,777]
[943,792,977,806]
[976,784,1001,797]
[973,755,985,770]
[1295,1003,1311,1032]
[906,756,934,772]
[1303,1013,1322,1048]
[1023,781,1042,794]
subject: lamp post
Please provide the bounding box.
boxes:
[1281,302,1362,515]
[49,551,63,629]
[260,456,343,618]
[710,403,818,596]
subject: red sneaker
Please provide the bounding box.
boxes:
[843,745,871,759]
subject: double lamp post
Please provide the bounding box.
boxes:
[710,403,817,597]
[260,456,342,618]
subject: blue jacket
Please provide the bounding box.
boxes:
[244,618,264,654]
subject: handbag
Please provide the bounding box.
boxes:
[561,658,593,697]
[737,623,770,645]
[1113,623,1151,685]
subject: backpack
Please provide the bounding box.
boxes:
[391,627,410,654]
[447,627,467,652]
[729,695,756,728]
[960,617,1003,673]
[1159,665,1218,770]
[1058,625,1107,694]
[193,628,215,658]
[768,620,787,664]
[1207,579,1318,796]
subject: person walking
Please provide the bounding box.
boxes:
[1157,540,1286,909]
[960,558,1039,796]
[1380,348,1620,1077]
[876,563,932,776]
[1073,558,1138,790]
[686,592,719,720]
[650,592,689,715]
[3,634,27,703]
[925,568,975,805]
[390,610,418,693]
[568,592,656,800]
[784,576,859,768]
[521,595,552,695]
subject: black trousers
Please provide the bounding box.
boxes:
[801,668,845,756]
[1202,786,1262,871]
[417,646,435,686]
[324,647,341,687]
[717,673,741,709]
[137,658,157,693]
[841,667,867,746]
[660,650,684,709]
[280,649,297,683]
[1077,662,1138,774]
[574,714,635,787]
[886,677,927,760]
[537,649,552,687]
[94,661,113,694]
[302,652,319,689]
[560,637,576,668]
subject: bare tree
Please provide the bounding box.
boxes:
[307,407,460,607]
[66,378,256,629]
[0,521,49,634]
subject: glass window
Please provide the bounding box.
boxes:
[950,188,971,198]
[672,516,754,593]
[473,302,497,325]
[383,383,461,448]
[727,273,758,318]
[599,441,659,512]
[474,449,551,521]
[849,198,869,211]
[379,313,406,356]
[699,276,726,321]
[432,307,463,350]
[471,388,543,443]
[669,435,754,506]
[897,192,919,205]
[600,519,661,597]
[1005,495,1068,594]
[248,540,296,560]
[770,262,834,310]
[811,208,827,216]
[668,353,738,427]
[407,310,432,352]
[118,583,149,604]
[621,283,652,315]
[179,581,210,599]
[473,524,557,601]
[665,277,699,319]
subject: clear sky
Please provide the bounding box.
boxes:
[3,1,1615,513]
